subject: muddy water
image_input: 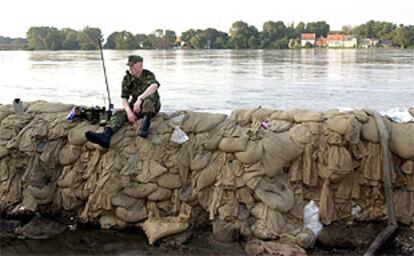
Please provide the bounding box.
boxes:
[1,49,413,113]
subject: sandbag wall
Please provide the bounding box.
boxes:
[1,101,414,244]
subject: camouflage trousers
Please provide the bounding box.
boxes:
[107,98,160,133]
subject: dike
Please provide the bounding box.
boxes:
[0,100,414,254]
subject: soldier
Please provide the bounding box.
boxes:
[85,55,161,148]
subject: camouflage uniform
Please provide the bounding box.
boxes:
[107,69,161,133]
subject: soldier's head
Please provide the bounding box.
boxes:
[127,55,143,77]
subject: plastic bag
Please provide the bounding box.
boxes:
[170,126,189,144]
[303,200,323,236]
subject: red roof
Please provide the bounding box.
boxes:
[327,34,345,41]
[301,33,316,40]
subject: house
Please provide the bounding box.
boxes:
[301,33,316,47]
[359,38,372,48]
[343,36,357,48]
[378,39,393,48]
[327,34,345,48]
[315,37,328,47]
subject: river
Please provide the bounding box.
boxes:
[1,49,413,113]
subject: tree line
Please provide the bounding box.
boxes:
[1,20,414,50]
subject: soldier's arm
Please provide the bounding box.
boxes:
[137,83,159,101]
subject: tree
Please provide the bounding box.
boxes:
[305,21,330,37]
[261,21,287,48]
[393,25,410,48]
[77,27,102,50]
[229,21,259,49]
[190,33,207,49]
[27,27,51,50]
[165,30,177,48]
[62,28,79,50]
[295,22,306,36]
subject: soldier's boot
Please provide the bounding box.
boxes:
[85,127,113,148]
[139,115,152,138]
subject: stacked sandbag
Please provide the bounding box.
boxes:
[1,102,414,250]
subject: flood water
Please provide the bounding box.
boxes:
[0,49,413,113]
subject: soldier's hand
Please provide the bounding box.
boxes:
[133,99,142,113]
[127,110,137,123]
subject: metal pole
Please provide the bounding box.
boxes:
[98,38,112,110]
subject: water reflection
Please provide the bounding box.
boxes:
[0,49,413,112]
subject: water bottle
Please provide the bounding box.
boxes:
[13,98,24,115]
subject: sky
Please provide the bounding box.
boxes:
[1,0,414,38]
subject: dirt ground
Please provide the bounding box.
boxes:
[1,218,413,256]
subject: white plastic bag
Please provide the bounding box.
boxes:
[303,200,323,236]
[170,126,189,144]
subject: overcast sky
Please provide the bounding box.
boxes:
[1,0,413,38]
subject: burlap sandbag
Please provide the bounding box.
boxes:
[136,160,167,183]
[218,135,249,153]
[58,144,81,166]
[111,193,140,209]
[319,180,335,225]
[181,111,227,133]
[261,131,302,177]
[269,110,294,122]
[28,183,55,203]
[148,187,172,201]
[68,123,97,145]
[230,108,256,125]
[293,110,323,123]
[251,108,275,123]
[195,153,225,192]
[402,160,414,175]
[27,101,74,113]
[190,152,212,171]
[122,183,158,198]
[157,173,182,189]
[254,178,294,213]
[115,203,148,223]
[394,190,414,225]
[235,140,263,165]
[327,115,362,144]
[361,117,380,142]
[142,203,191,245]
[390,122,414,159]
[268,120,292,133]
[99,214,128,229]
[251,203,286,232]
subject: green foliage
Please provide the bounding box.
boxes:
[229,21,259,49]
[10,19,414,51]
[305,21,330,37]
[393,25,410,48]
[105,31,139,49]
[77,27,102,50]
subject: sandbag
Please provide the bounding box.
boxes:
[245,239,306,256]
[254,178,294,213]
[122,183,158,198]
[261,131,302,177]
[68,123,96,145]
[251,203,286,232]
[27,101,74,113]
[115,203,148,223]
[182,111,227,133]
[58,144,81,166]
[234,140,263,165]
[293,110,323,123]
[361,117,380,142]
[142,203,191,245]
[218,135,249,153]
[136,160,167,183]
[390,122,414,159]
[157,173,183,189]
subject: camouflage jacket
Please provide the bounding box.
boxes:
[121,69,160,106]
